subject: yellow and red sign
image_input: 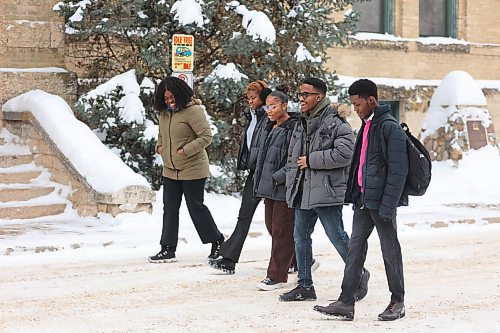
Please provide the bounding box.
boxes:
[171,34,194,72]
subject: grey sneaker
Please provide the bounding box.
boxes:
[378,301,405,321]
[279,285,317,301]
[148,249,176,263]
[313,301,355,320]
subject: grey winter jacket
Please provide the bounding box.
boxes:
[345,104,409,219]
[254,114,299,201]
[286,100,355,209]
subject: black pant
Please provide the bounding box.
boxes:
[219,171,261,262]
[339,207,405,306]
[160,177,222,249]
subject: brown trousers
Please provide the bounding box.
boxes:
[264,198,295,283]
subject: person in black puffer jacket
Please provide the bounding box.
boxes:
[208,80,271,274]
[253,88,299,291]
[314,79,408,322]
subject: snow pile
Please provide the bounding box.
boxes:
[170,0,205,28]
[226,2,276,44]
[409,145,500,206]
[1,90,150,193]
[422,71,491,139]
[295,42,321,63]
[53,0,90,23]
[206,63,248,82]
[429,71,487,107]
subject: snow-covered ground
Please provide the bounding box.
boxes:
[0,145,499,332]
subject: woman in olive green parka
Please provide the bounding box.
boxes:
[148,76,224,263]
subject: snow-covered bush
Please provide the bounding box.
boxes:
[74,70,163,189]
[55,0,358,193]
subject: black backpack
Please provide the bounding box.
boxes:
[400,123,432,196]
[380,120,432,196]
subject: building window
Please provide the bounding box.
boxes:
[419,0,457,37]
[353,0,394,34]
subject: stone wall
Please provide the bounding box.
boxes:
[0,0,65,68]
[0,111,155,216]
[422,107,497,162]
[0,0,77,105]
[0,70,77,104]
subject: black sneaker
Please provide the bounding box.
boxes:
[378,301,405,321]
[208,235,224,259]
[279,285,316,302]
[208,257,235,274]
[313,301,355,320]
[354,268,370,301]
[257,277,283,291]
[148,249,176,263]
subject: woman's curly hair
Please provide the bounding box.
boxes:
[154,76,194,111]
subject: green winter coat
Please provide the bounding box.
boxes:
[156,101,212,180]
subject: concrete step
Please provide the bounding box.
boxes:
[0,186,55,203]
[0,170,41,184]
[0,155,34,168]
[0,203,67,219]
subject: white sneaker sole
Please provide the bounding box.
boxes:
[148,258,177,263]
[257,282,283,291]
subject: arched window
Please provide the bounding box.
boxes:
[353,0,394,34]
[419,0,457,37]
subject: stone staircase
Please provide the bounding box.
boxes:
[0,131,70,220]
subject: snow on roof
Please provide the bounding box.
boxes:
[1,90,150,193]
[430,71,487,107]
[351,32,500,47]
[227,2,276,44]
[170,0,205,28]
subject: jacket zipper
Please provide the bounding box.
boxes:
[168,112,176,171]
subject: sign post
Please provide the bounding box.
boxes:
[171,34,194,88]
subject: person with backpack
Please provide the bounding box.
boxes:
[279,78,370,302]
[313,79,409,321]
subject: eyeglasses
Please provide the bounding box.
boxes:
[263,104,280,112]
[298,92,320,99]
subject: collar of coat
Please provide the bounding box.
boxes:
[303,97,330,120]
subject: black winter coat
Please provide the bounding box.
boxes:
[237,107,267,171]
[254,114,299,201]
[345,105,409,219]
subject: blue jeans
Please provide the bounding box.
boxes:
[294,205,350,288]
